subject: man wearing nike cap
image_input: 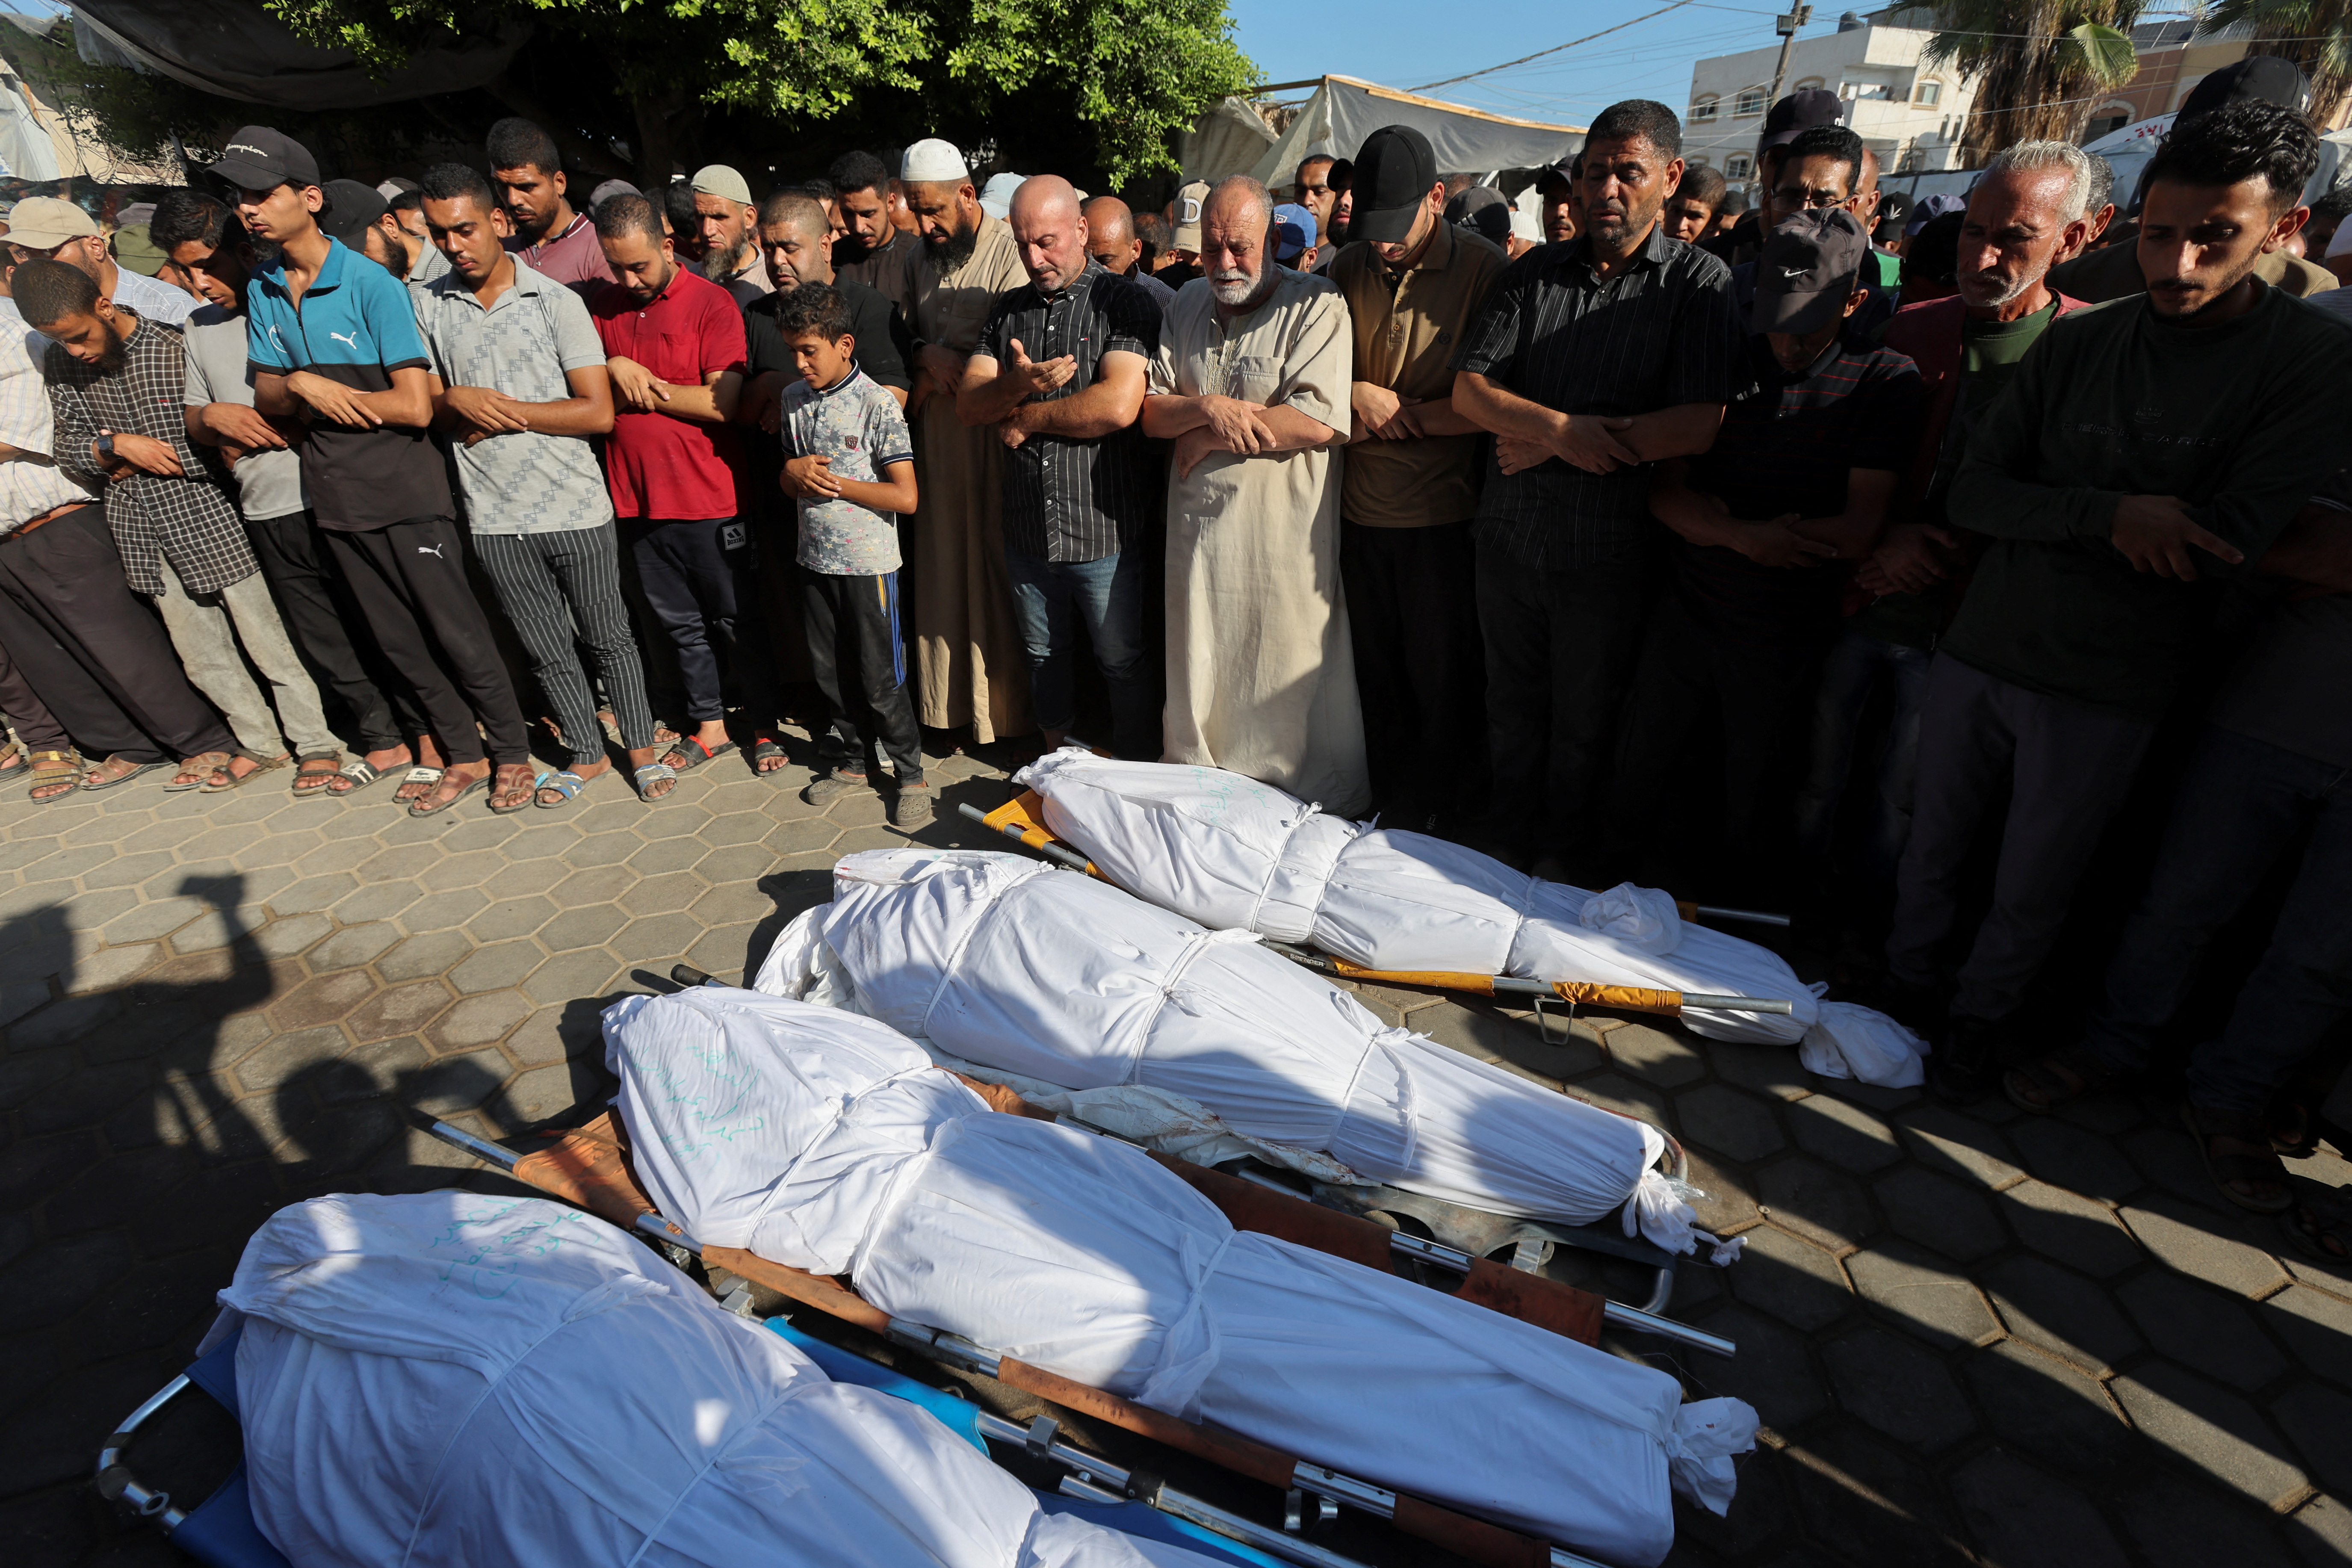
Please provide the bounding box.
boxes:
[1608,206,1921,901]
[1330,122,1507,832]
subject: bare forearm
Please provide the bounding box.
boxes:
[2258,503,2352,593]
[832,475,918,514]
[1140,393,1211,439]
[1410,399,1485,437]
[958,370,1030,428]
[1789,512,1881,559]
[1018,381,1142,440]
[1255,403,1340,452]
[254,375,298,418]
[1454,372,1566,443]
[1619,402,1726,462]
[653,385,730,423]
[507,396,612,437]
[358,386,431,428]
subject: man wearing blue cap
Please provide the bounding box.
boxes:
[1271,203,1319,272]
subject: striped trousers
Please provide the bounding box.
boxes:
[473,523,656,765]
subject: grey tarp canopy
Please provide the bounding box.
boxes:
[1247,75,1583,188]
[72,0,528,110]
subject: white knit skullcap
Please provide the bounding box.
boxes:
[901,139,970,183]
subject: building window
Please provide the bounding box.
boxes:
[1726,154,1752,179]
[1794,77,1824,92]
[1687,154,1710,167]
[1913,80,1942,106]
[1691,95,1718,122]
[2086,100,2134,140]
[1734,87,1767,116]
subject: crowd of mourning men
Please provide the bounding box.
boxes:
[0,62,2346,1253]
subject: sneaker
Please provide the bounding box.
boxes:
[1929,1014,2005,1104]
[889,778,934,830]
[801,769,870,806]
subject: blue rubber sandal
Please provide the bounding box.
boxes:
[535,770,587,810]
[632,761,677,802]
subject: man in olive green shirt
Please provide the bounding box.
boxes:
[1331,124,1507,831]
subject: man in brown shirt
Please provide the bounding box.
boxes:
[1332,124,1508,831]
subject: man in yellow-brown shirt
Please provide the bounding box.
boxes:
[1330,124,1507,831]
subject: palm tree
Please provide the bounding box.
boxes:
[2200,0,2352,126]
[1901,0,2146,162]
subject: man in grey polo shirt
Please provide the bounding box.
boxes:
[414,162,665,807]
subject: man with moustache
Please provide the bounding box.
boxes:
[827,150,915,312]
[1795,142,2094,941]
[692,165,771,306]
[1886,103,2352,1101]
[897,138,1032,745]
[1142,175,1365,814]
[1453,98,1742,880]
[488,118,608,295]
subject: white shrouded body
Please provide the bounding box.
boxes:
[217,1190,1215,1568]
[604,988,1756,1567]
[1019,751,1927,1086]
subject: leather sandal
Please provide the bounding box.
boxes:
[165,750,233,792]
[2183,1103,2294,1215]
[26,749,78,803]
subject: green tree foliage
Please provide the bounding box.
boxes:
[1898,0,2144,162]
[2200,0,2352,126]
[265,0,1256,186]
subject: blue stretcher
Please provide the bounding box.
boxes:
[94,1314,1304,1568]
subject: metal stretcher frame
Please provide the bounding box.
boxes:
[421,1104,1682,1568]
[90,1308,1312,1568]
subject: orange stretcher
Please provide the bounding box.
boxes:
[428,1075,1714,1568]
[960,794,1796,1021]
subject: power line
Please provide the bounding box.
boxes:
[1410,2,1697,94]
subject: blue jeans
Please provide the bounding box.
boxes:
[2080,726,2352,1116]
[1791,630,1932,899]
[1005,549,1156,760]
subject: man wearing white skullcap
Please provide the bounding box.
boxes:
[896,139,1034,744]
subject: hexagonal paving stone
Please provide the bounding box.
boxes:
[398,887,492,935]
[98,897,204,945]
[251,912,335,960]
[400,1048,508,1116]
[522,948,622,1007]
[464,895,555,943]
[2000,1178,2144,1278]
[697,810,770,847]
[304,921,401,973]
[498,1061,593,1126]
[271,872,360,916]
[2265,1284,2352,1386]
[634,802,713,841]
[561,831,640,868]
[551,865,637,907]
[1729,1224,1853,1332]
[344,980,454,1042]
[611,911,707,966]
[2271,1380,2352,1496]
[1894,1102,2025,1189]
[1679,1303,1827,1432]
[2111,1361,2309,1509]
[2010,1115,2146,1203]
[1559,1071,1672,1131]
[427,990,533,1053]
[1846,1240,2001,1349]
[765,817,839,854]
[536,904,627,954]
[268,969,378,1031]
[1594,1020,1704,1087]
[2122,1197,2290,1298]
[1702,1039,1812,1101]
[1418,1003,1601,1086]
[1790,1093,1903,1174]
[355,843,443,884]
[2122,1482,2301,1568]
[688,879,777,928]
[1967,1337,2137,1472]
[1874,1165,2006,1262]
[1981,1252,2143,1375]
[626,835,708,875]
[1948,1448,2130,1568]
[626,871,708,916]
[1821,1324,1976,1451]
[375,929,471,985]
[232,1023,354,1096]
[2119,1270,2289,1391]
[1757,1155,1876,1250]
[1781,1422,1970,1568]
[1673,1083,1784,1162]
[448,941,546,996]
[1680,1146,1760,1236]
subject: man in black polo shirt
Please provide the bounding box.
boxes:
[1607,209,1922,901]
[959,175,1161,761]
[1888,101,2352,1100]
[1454,97,1744,878]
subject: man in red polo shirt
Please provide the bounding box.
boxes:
[590,192,779,775]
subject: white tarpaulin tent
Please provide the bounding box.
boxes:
[1248,75,1584,189]
[604,987,1754,1567]
[1179,96,1279,184]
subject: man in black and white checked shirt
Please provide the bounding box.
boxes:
[19,257,337,793]
[1454,98,1745,879]
[961,174,1161,760]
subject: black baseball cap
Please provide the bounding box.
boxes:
[1448,185,1512,244]
[210,125,322,191]
[1350,125,1438,245]
[1753,207,1870,335]
[1760,88,1846,153]
[2179,54,2311,120]
[320,179,388,249]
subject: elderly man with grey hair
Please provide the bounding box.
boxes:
[1140,174,1366,815]
[1796,139,2096,974]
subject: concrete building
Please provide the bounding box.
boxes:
[1684,9,1976,194]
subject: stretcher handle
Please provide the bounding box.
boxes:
[1675,901,1791,929]
[1281,949,1797,1017]
[960,800,1104,876]
[427,1119,705,1251]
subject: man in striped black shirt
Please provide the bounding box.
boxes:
[1454,98,1745,880]
[960,175,1161,760]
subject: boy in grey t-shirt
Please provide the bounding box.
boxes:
[774,284,928,827]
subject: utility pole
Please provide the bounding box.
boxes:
[1768,5,1814,105]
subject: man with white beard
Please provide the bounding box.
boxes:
[1141,176,1366,815]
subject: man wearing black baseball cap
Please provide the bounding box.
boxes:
[1608,207,1922,900]
[1331,124,1509,829]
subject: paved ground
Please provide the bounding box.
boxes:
[3,729,2349,1567]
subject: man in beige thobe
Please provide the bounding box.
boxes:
[1142,176,1368,816]
[899,139,1032,743]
